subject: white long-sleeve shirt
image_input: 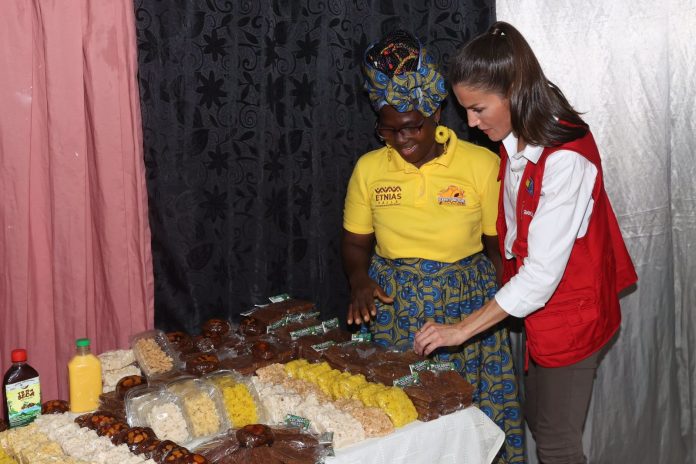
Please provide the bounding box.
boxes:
[494,132,598,318]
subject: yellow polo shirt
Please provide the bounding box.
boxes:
[343,130,500,263]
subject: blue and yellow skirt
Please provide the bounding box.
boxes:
[368,253,525,464]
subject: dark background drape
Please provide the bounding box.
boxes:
[133,0,496,334]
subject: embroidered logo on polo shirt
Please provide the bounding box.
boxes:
[374,185,402,206]
[525,178,534,195]
[437,185,466,205]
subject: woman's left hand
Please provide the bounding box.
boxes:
[414,321,469,356]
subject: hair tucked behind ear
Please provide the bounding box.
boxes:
[449,21,587,147]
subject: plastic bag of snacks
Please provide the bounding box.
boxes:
[167,378,229,443]
[204,370,268,428]
[194,424,332,464]
[125,384,192,445]
[130,330,182,381]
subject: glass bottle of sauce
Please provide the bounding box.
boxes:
[68,338,102,413]
[3,348,42,427]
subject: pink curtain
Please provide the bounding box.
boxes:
[0,0,154,411]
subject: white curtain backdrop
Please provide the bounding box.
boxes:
[496,1,696,463]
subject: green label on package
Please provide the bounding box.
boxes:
[290,324,324,340]
[393,373,420,388]
[269,293,292,303]
[284,414,311,431]
[409,360,432,374]
[322,318,339,332]
[311,341,336,352]
[266,317,289,332]
[5,377,41,428]
[351,332,372,343]
[428,361,456,372]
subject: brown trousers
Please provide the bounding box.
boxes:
[525,351,601,464]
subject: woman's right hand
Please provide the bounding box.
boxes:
[347,274,394,325]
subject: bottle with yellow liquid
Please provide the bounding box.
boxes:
[68,338,102,413]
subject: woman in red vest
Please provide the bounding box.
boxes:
[414,22,637,464]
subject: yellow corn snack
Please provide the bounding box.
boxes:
[281,359,417,428]
[375,386,418,427]
[284,359,309,377]
[0,446,17,464]
[315,369,342,396]
[217,380,259,427]
[354,383,386,408]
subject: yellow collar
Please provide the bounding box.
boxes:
[386,129,457,172]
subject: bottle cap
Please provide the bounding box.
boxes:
[11,349,27,363]
[76,338,91,348]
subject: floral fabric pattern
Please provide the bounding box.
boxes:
[369,253,525,464]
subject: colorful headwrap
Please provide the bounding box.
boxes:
[363,35,448,117]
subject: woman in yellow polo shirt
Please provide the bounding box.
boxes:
[342,30,523,463]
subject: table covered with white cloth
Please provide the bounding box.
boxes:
[327,406,504,464]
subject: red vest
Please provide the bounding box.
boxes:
[497,131,637,367]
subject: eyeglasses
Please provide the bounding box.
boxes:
[375,119,426,140]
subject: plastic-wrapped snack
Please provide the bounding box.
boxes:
[176,453,209,464]
[183,353,220,377]
[205,371,266,428]
[163,446,192,462]
[195,425,330,464]
[117,375,146,399]
[152,440,180,462]
[334,398,394,437]
[235,424,275,448]
[191,335,221,354]
[127,386,191,444]
[373,348,424,365]
[254,363,287,385]
[248,336,294,365]
[201,318,232,339]
[98,349,137,372]
[74,413,93,428]
[167,331,194,354]
[96,420,130,440]
[131,330,180,380]
[271,318,321,343]
[85,411,120,430]
[271,427,329,464]
[102,364,142,393]
[168,378,228,441]
[136,438,162,458]
[119,426,157,452]
[41,399,70,415]
[367,360,412,386]
[374,386,418,427]
[217,333,246,355]
[194,432,241,463]
[217,353,257,376]
[239,299,316,336]
[99,391,127,421]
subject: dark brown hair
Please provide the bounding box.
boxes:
[449,21,587,146]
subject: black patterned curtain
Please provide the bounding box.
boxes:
[134,0,496,334]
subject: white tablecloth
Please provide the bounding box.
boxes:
[326,406,504,464]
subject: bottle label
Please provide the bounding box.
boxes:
[5,377,41,427]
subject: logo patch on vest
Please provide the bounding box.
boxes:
[437,185,466,206]
[374,185,402,206]
[525,178,534,195]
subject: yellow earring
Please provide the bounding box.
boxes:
[434,125,450,144]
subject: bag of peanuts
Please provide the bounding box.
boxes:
[131,329,182,381]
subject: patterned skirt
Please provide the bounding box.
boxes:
[368,253,525,464]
